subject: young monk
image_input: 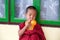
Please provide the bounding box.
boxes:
[18,6,46,40]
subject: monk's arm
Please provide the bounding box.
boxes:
[18,25,28,37]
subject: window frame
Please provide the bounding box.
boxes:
[0,0,9,22]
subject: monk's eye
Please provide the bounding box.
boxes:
[29,14,32,16]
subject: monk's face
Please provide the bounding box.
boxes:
[26,9,36,21]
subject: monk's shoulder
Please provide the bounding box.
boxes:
[19,22,25,29]
[36,23,41,27]
[34,23,42,29]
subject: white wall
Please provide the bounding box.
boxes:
[42,27,60,40]
[0,24,60,40]
[0,24,19,40]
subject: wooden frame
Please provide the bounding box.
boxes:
[0,0,8,22]
[40,0,60,26]
[10,0,40,23]
[10,0,60,26]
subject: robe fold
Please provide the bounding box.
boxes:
[19,23,46,40]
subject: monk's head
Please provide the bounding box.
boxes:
[25,6,37,21]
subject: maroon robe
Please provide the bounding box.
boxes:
[19,22,46,40]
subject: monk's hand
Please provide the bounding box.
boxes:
[25,19,32,28]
